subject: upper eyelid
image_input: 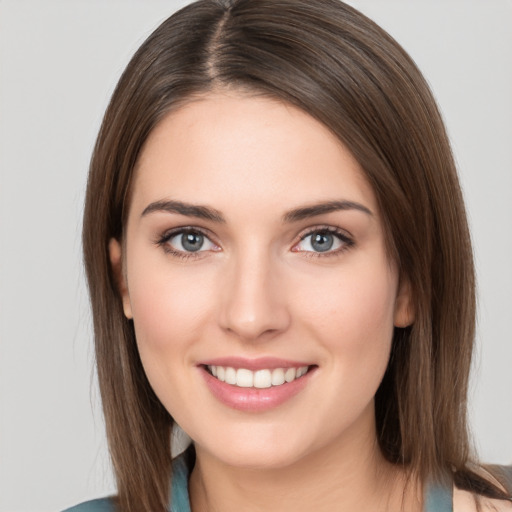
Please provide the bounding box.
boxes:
[297,224,353,241]
[159,225,217,242]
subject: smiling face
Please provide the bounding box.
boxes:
[110,92,413,470]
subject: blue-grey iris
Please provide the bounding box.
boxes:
[182,232,204,252]
[311,232,334,252]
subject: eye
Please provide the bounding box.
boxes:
[293,228,353,255]
[158,228,219,256]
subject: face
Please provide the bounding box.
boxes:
[110,92,413,470]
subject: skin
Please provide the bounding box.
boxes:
[110,91,421,512]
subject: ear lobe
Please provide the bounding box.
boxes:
[108,238,133,319]
[394,277,414,328]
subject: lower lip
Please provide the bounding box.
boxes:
[200,367,315,412]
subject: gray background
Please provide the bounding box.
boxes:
[0,1,510,511]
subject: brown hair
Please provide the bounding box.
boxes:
[82,1,509,510]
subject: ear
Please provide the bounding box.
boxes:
[109,238,133,319]
[394,277,414,327]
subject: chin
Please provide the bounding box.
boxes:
[216,449,306,471]
[194,426,315,470]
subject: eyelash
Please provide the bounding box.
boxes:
[295,226,355,259]
[155,225,355,260]
[155,227,217,260]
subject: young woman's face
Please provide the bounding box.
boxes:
[111,93,412,469]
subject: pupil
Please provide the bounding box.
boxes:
[311,232,333,252]
[182,232,203,252]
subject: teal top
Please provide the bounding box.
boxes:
[65,447,511,512]
[62,448,192,512]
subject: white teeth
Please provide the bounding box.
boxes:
[271,368,285,386]
[208,365,310,388]
[236,368,253,387]
[284,367,296,382]
[225,367,237,385]
[253,369,272,388]
[297,366,308,377]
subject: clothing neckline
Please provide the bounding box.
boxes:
[169,445,453,512]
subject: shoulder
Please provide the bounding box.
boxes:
[60,446,194,512]
[61,497,115,512]
[454,487,512,511]
[452,464,512,512]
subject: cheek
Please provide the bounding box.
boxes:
[126,253,217,356]
[125,256,220,416]
[293,256,397,412]
[296,260,397,345]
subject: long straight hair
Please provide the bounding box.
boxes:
[82,1,508,510]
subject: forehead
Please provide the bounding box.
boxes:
[130,92,377,219]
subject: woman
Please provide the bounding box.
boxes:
[67,0,512,511]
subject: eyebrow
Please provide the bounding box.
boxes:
[141,199,373,223]
[141,200,226,223]
[282,200,373,223]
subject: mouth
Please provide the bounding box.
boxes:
[204,364,312,388]
[199,359,317,412]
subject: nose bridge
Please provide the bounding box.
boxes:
[219,242,290,340]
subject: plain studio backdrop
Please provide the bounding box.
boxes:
[0,1,510,511]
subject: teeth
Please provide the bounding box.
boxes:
[271,368,285,386]
[297,366,307,377]
[236,368,253,387]
[253,369,272,388]
[225,367,237,385]
[285,367,296,382]
[207,365,309,388]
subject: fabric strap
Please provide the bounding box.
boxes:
[424,480,453,512]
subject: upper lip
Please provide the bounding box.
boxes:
[198,357,313,371]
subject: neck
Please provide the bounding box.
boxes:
[189,407,422,512]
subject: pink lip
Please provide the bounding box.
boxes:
[198,363,317,412]
[198,356,312,371]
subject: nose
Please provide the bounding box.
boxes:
[218,248,291,341]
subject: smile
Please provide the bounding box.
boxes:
[206,365,310,388]
[200,359,317,411]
